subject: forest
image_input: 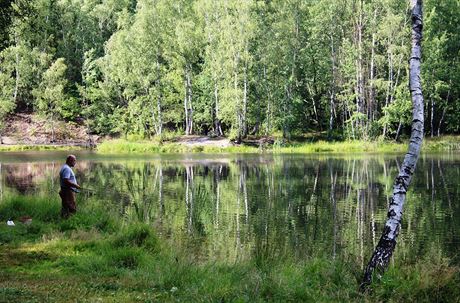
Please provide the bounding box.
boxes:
[0,0,459,142]
[2,1,460,301]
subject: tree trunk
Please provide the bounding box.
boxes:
[51,121,55,143]
[430,97,434,138]
[156,61,162,136]
[355,0,364,134]
[187,66,193,135]
[437,82,450,136]
[184,65,193,135]
[242,64,248,137]
[13,37,20,104]
[329,33,336,139]
[369,10,377,123]
[437,107,446,137]
[156,93,162,136]
[184,76,189,135]
[382,49,393,138]
[394,120,402,141]
[283,84,291,140]
[234,69,242,143]
[361,0,424,290]
[214,83,223,136]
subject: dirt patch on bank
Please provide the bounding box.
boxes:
[1,114,274,149]
[172,135,276,148]
[1,113,99,146]
[173,135,233,148]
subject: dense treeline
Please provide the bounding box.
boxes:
[0,0,459,141]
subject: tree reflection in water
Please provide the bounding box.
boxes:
[0,153,459,264]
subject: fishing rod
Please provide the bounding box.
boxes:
[76,187,132,197]
[71,187,93,194]
[77,187,96,193]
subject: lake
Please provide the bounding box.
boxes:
[1,151,459,267]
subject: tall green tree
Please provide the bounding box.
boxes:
[33,58,75,141]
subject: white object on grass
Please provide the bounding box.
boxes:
[7,220,15,226]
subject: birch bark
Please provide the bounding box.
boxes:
[361,0,424,289]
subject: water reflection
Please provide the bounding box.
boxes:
[1,153,459,265]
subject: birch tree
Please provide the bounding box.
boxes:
[361,0,424,289]
[33,58,74,142]
[2,0,459,139]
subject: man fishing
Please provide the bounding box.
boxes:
[59,155,81,218]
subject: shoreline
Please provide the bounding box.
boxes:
[1,135,460,153]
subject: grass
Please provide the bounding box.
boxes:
[272,140,406,153]
[421,135,460,151]
[96,135,460,154]
[0,144,85,152]
[0,195,459,302]
[96,138,260,154]
[2,135,460,154]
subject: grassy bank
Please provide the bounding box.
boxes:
[0,195,459,302]
[0,144,85,152]
[96,135,460,154]
[1,135,460,154]
[96,139,260,154]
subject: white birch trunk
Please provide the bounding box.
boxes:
[382,50,393,138]
[369,9,377,122]
[13,39,20,104]
[156,61,162,136]
[156,94,162,135]
[361,0,424,289]
[357,0,364,125]
[188,68,193,134]
[184,65,193,135]
[437,107,446,137]
[214,83,223,136]
[329,32,336,138]
[430,97,434,138]
[184,75,189,135]
[243,64,248,137]
[437,82,450,136]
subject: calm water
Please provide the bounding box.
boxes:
[1,151,459,266]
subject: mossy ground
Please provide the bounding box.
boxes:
[0,195,459,302]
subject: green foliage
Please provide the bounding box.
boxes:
[0,73,15,127]
[378,81,412,139]
[0,0,459,141]
[34,58,77,120]
[0,49,16,130]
